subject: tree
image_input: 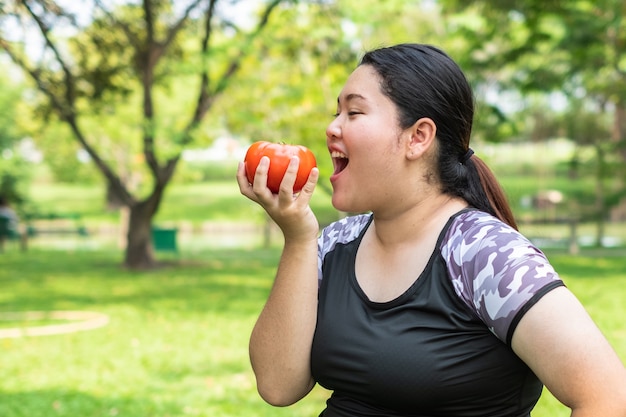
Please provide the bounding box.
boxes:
[0,67,31,209]
[439,0,626,244]
[215,0,455,189]
[0,0,287,269]
[213,1,358,195]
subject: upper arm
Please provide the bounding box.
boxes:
[443,213,564,343]
[511,286,626,415]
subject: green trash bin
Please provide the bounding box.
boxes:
[151,226,178,252]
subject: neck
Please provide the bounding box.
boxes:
[370,193,467,248]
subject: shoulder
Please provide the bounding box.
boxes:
[441,210,529,260]
[441,210,556,280]
[317,213,372,282]
[318,213,372,256]
[441,210,564,343]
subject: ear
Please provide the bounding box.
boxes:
[406,117,437,160]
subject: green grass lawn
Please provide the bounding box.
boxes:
[0,248,329,417]
[1,247,625,417]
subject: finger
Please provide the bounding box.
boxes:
[236,161,249,188]
[278,156,300,203]
[292,167,319,208]
[299,167,319,197]
[252,156,271,193]
[236,161,256,198]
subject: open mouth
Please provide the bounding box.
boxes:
[331,151,349,175]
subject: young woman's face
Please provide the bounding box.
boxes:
[326,65,409,213]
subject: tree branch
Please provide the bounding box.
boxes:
[139,0,160,177]
[142,0,155,44]
[139,0,205,183]
[0,38,69,120]
[1,2,135,205]
[187,0,218,131]
[182,0,284,142]
[93,0,141,49]
[23,0,76,117]
[162,0,205,51]
[214,0,283,96]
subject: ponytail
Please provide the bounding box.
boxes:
[464,155,518,230]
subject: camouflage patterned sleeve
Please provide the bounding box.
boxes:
[441,210,565,345]
[317,213,372,285]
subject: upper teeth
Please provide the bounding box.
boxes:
[331,151,348,158]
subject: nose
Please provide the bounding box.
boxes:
[326,117,341,142]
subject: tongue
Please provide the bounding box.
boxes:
[334,158,348,175]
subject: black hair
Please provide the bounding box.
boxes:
[359,43,517,229]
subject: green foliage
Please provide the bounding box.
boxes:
[0,165,28,209]
[0,70,24,150]
[69,12,135,102]
[209,0,473,184]
[208,1,358,185]
[35,123,102,184]
[0,0,291,197]
[437,0,626,229]
[0,154,32,213]
[3,0,626,259]
[0,68,32,208]
[1,1,305,269]
[440,0,626,111]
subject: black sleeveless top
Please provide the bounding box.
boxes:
[311,210,564,417]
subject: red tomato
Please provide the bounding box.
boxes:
[244,141,317,193]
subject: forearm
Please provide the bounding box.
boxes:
[249,237,319,406]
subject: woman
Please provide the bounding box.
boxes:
[237,43,626,416]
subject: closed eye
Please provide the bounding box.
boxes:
[332,111,363,118]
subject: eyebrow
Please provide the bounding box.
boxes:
[337,93,367,104]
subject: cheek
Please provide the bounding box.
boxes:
[350,154,395,190]
[347,119,401,170]
[362,147,407,190]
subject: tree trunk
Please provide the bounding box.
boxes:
[593,144,607,247]
[609,102,626,221]
[568,218,579,255]
[124,198,160,269]
[106,182,126,210]
[613,101,626,162]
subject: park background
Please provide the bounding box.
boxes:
[1,1,625,416]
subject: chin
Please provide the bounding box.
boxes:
[331,194,365,214]
[331,194,349,213]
